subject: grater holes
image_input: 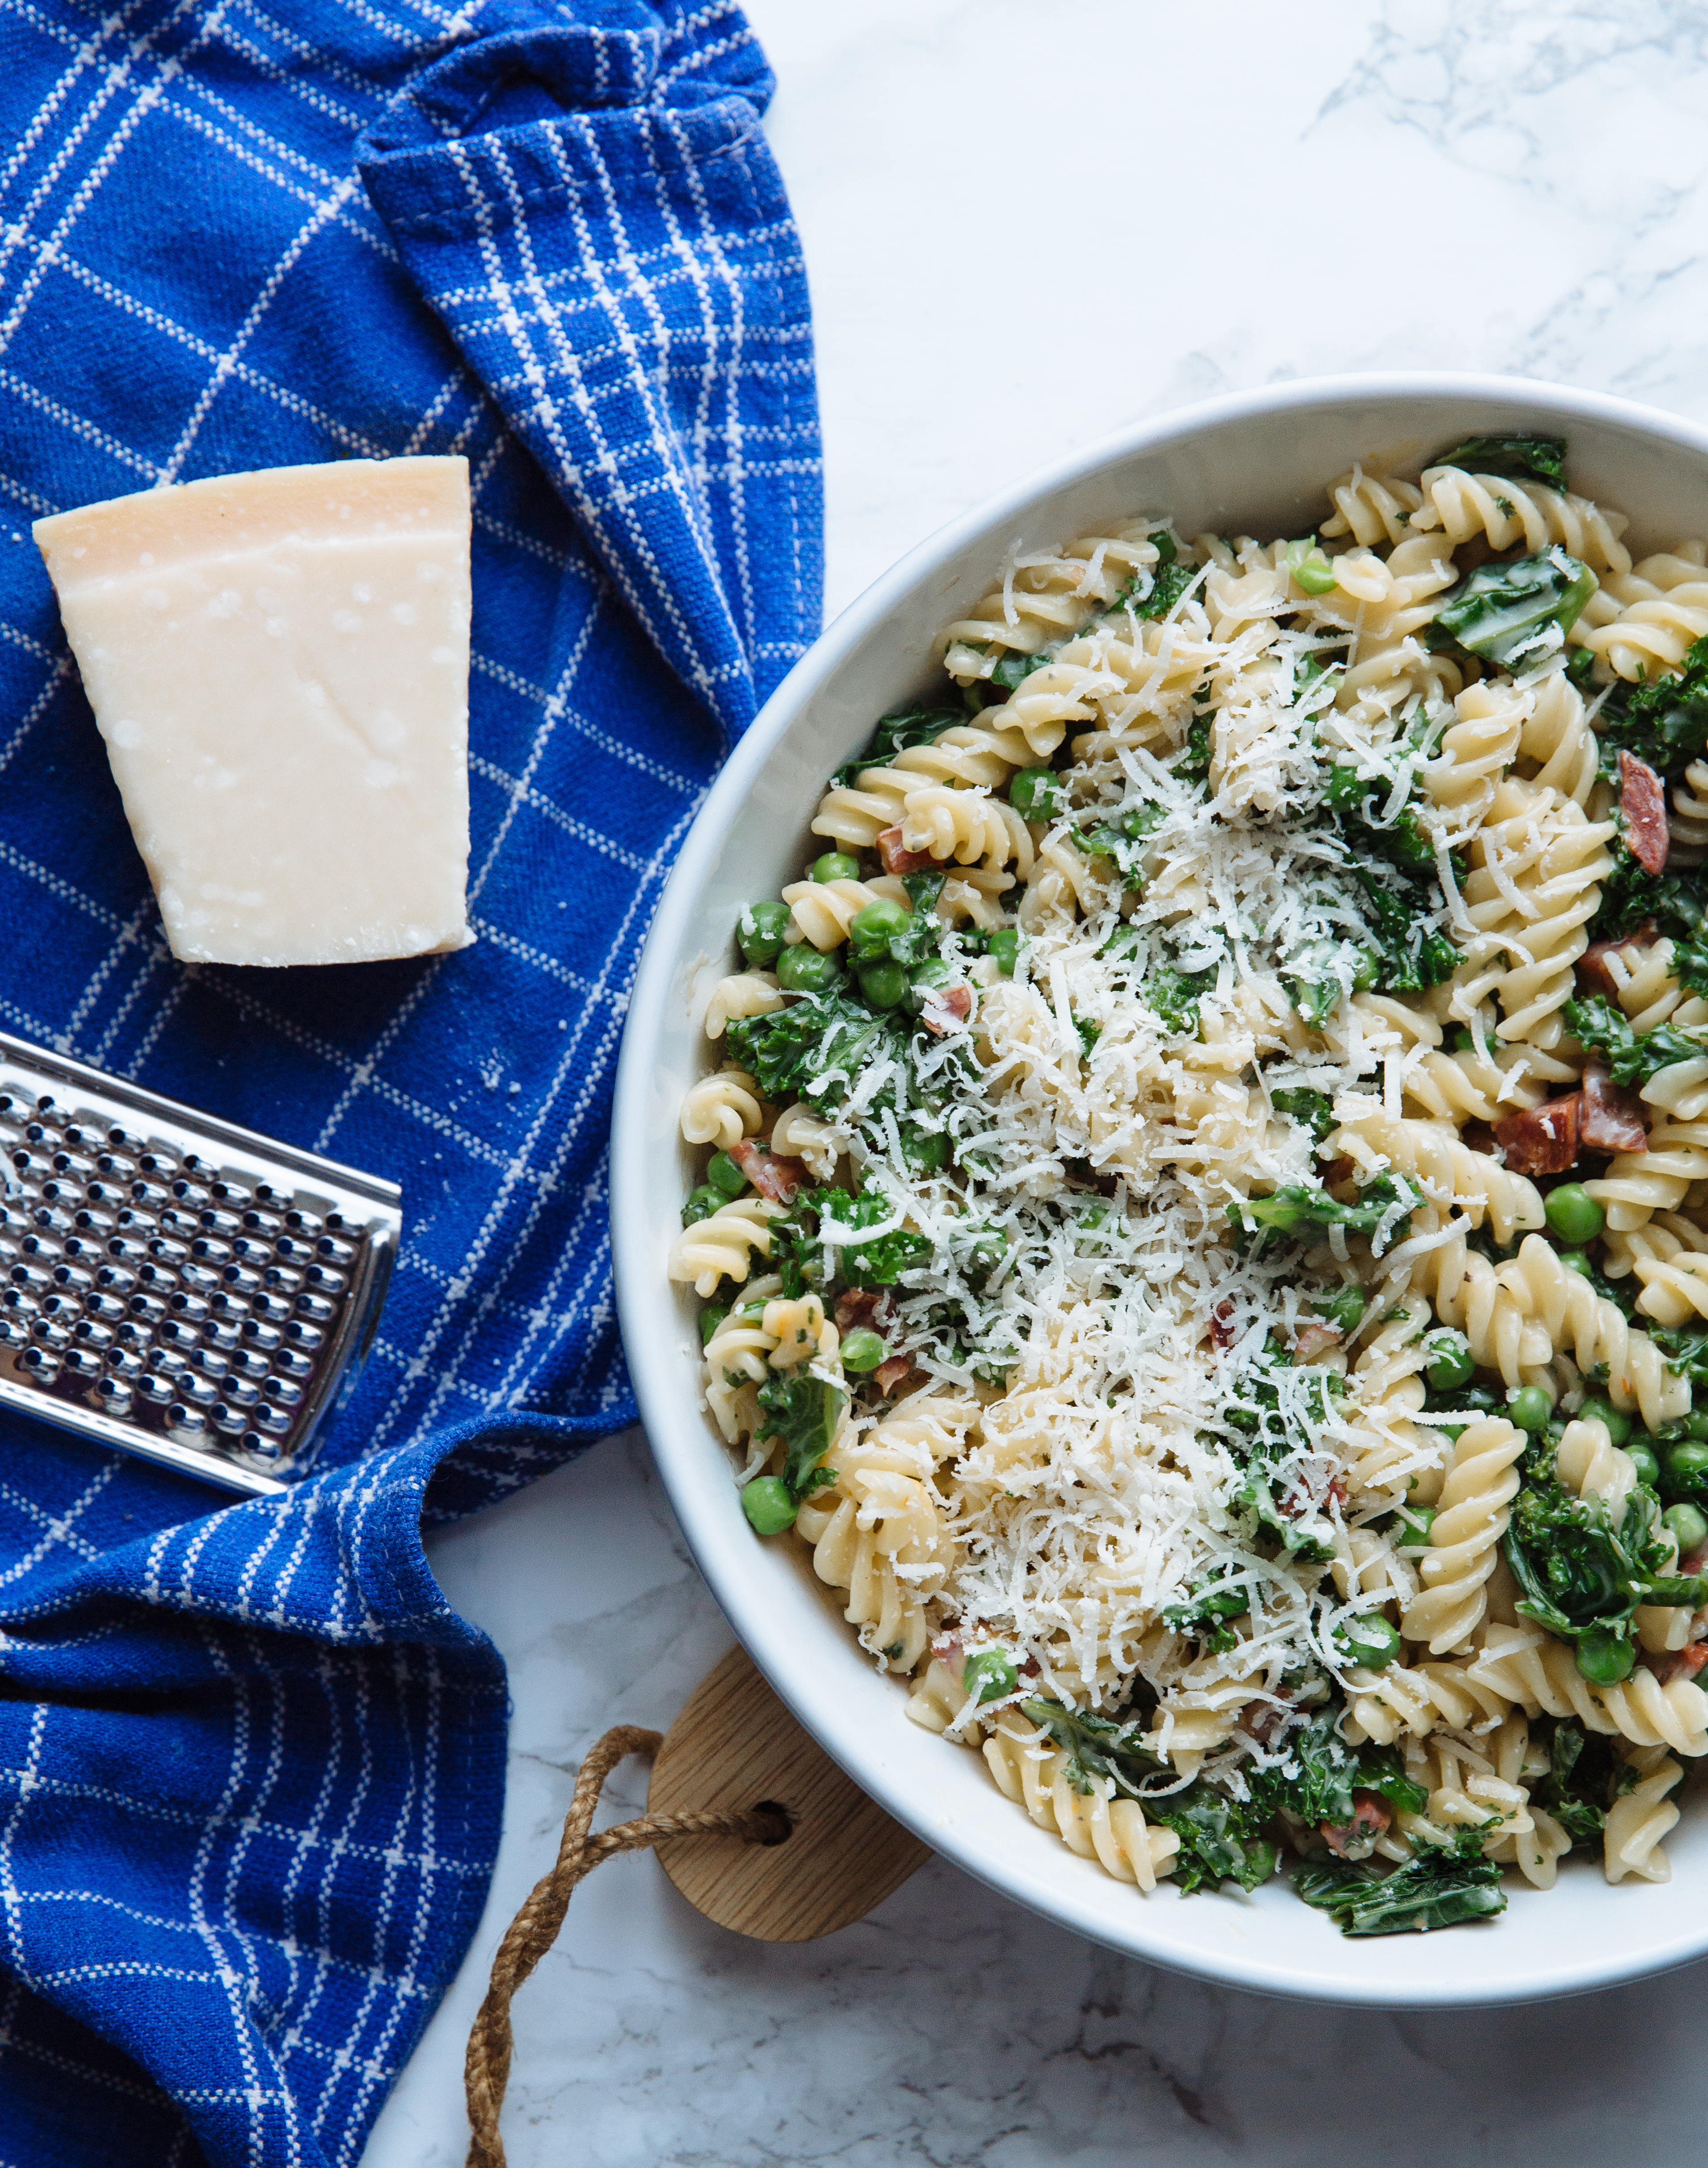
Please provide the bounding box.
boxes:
[0,1074,374,1475]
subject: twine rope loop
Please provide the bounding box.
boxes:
[463,1723,786,2168]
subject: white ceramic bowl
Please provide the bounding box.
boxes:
[612,373,1708,2006]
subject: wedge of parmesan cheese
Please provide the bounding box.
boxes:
[34,456,475,967]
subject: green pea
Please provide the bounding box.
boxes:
[1507,1385,1552,1434]
[737,899,792,965]
[910,957,954,1003]
[1577,1395,1633,1447]
[811,851,861,884]
[1559,1250,1595,1280]
[987,929,1019,976]
[902,1128,949,1172]
[1664,1502,1708,1553]
[1423,1329,1474,1393]
[698,1304,730,1346]
[1626,1441,1661,1488]
[1663,1439,1708,1490]
[681,1185,723,1226]
[705,1150,748,1198]
[963,1647,1019,1704]
[1321,1286,1366,1335]
[857,959,910,1009]
[1687,1409,1708,1441]
[849,898,911,953]
[1575,1628,1635,1687]
[1336,1614,1401,1671]
[840,1327,886,1373]
[1284,537,1338,596]
[1009,767,1066,820]
[741,1476,798,1535]
[1545,1183,1605,1246]
[775,943,843,993]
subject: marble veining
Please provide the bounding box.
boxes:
[364,4,1708,2160]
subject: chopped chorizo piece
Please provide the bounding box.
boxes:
[1619,750,1671,874]
[1579,929,1657,998]
[921,981,973,1036]
[875,824,936,876]
[1209,1297,1237,1349]
[1580,1061,1649,1154]
[1645,1642,1708,1688]
[834,1288,890,1334]
[1244,1698,1293,1746]
[1291,1322,1343,1364]
[874,1354,916,1396]
[729,1139,808,1203]
[1491,1093,1580,1175]
[1321,1791,1392,1861]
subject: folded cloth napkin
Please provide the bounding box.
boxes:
[0,4,820,2163]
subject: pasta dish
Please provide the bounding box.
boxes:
[667,434,1708,1933]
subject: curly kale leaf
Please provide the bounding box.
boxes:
[1324,766,1440,873]
[1176,707,1213,786]
[1161,1575,1253,1653]
[1653,1324,1708,1397]
[1349,864,1459,993]
[1530,1718,1617,1846]
[1670,929,1708,1001]
[1270,1087,1336,1141]
[1076,800,1165,888]
[1150,1788,1277,1895]
[1233,1463,1337,1562]
[755,1373,846,1502]
[1144,963,1214,1034]
[1561,992,1708,1086]
[1250,1711,1427,1829]
[1293,1833,1506,1936]
[1503,1478,1698,1668]
[1229,1173,1421,1244]
[1428,433,1567,487]
[1323,768,1460,993]
[765,1183,932,1300]
[1586,842,1705,945]
[1433,549,1595,668]
[1118,529,1195,620]
[725,996,901,1103]
[1019,1698,1160,1800]
[815,1186,933,1290]
[1218,1356,1348,1560]
[831,706,965,787]
[1591,634,1708,784]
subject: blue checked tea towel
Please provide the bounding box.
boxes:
[0,3,821,2163]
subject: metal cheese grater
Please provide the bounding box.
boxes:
[0,1032,400,1497]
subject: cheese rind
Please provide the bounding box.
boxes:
[34,456,475,968]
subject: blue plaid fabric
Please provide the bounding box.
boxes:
[0,2,820,2162]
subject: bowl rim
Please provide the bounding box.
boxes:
[612,370,1708,2006]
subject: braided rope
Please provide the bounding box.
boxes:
[463,1724,787,2168]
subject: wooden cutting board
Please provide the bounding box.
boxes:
[647,1644,932,1941]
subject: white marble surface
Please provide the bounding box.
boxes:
[363,5,1708,2162]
